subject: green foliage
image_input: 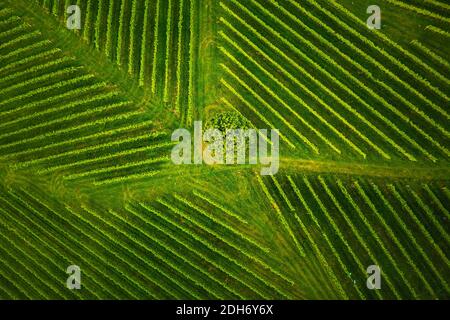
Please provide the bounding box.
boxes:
[0,0,448,300]
[205,111,251,132]
[204,111,252,159]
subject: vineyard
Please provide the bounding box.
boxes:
[0,0,449,300]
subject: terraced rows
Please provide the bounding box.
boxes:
[3,169,447,299]
[385,0,450,21]
[35,0,200,125]
[0,0,449,301]
[0,8,171,186]
[219,0,450,161]
[409,39,450,79]
[258,173,450,299]
[0,180,329,299]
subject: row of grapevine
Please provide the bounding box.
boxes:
[384,0,450,22]
[135,202,268,299]
[409,40,450,78]
[258,173,450,299]
[34,0,200,125]
[0,10,171,186]
[218,0,449,161]
[322,0,450,108]
[0,186,121,299]
[319,0,450,131]
[239,1,411,159]
[226,0,395,161]
[251,0,440,161]
[7,178,301,299]
[123,204,243,299]
[180,172,341,299]
[1,183,225,298]
[294,3,448,139]
[219,9,366,158]
[155,195,295,299]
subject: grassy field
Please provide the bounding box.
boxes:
[0,0,449,299]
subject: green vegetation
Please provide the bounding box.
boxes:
[205,111,251,133]
[0,0,449,300]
